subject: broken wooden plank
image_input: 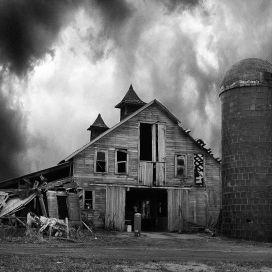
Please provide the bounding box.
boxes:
[15,216,27,228]
[38,194,47,217]
[81,220,93,233]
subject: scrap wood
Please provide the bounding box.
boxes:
[81,220,93,233]
[39,216,67,233]
[27,212,68,235]
[15,217,27,228]
[38,194,47,217]
[0,192,8,209]
[81,220,97,239]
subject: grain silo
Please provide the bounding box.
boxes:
[219,58,272,241]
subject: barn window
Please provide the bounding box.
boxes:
[140,123,153,161]
[175,155,186,178]
[194,154,204,185]
[84,190,95,210]
[116,149,128,174]
[95,150,107,173]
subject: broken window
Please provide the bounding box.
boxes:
[84,190,94,210]
[95,150,107,172]
[194,154,204,185]
[116,149,128,174]
[175,155,186,178]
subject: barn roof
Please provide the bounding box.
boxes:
[64,100,220,163]
[87,113,109,130]
[115,84,146,108]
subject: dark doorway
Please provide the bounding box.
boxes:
[57,195,69,219]
[125,188,167,231]
[140,123,153,161]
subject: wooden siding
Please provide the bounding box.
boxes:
[168,189,189,232]
[74,103,220,187]
[105,186,126,231]
[168,188,209,231]
[73,103,221,230]
[139,162,165,186]
[139,162,153,186]
[78,183,106,228]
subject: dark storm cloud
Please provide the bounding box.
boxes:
[0,0,133,76]
[92,0,133,27]
[0,0,81,76]
[0,0,82,179]
[0,72,27,179]
[0,0,135,178]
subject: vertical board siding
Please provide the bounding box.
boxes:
[168,188,210,231]
[78,185,106,228]
[139,162,165,186]
[168,189,188,232]
[105,186,126,230]
[156,162,165,186]
[74,103,220,188]
[73,103,221,230]
[157,123,166,162]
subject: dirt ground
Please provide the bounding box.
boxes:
[0,231,272,271]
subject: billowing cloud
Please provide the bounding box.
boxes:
[1,0,272,178]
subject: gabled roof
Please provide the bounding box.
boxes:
[65,100,178,161]
[115,84,146,108]
[87,113,109,131]
[64,99,220,163]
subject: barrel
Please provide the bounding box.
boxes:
[46,190,59,218]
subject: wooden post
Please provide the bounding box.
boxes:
[65,217,69,238]
[38,194,48,217]
[49,225,52,240]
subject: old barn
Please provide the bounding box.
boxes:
[0,85,221,232]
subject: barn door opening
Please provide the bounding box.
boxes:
[125,188,167,231]
[139,123,166,185]
[139,123,165,162]
[57,195,69,219]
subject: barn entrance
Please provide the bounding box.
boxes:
[125,188,167,231]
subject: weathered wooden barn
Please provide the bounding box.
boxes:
[0,85,221,232]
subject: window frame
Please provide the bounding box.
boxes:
[83,189,95,210]
[175,154,187,178]
[94,150,108,173]
[115,148,128,174]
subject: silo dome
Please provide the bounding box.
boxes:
[219,58,272,242]
[219,58,272,95]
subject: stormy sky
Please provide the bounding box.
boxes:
[0,0,272,179]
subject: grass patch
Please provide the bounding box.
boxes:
[0,255,272,272]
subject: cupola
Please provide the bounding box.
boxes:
[87,114,109,141]
[115,84,146,121]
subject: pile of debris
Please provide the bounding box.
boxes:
[0,173,95,241]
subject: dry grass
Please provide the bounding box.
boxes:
[0,256,272,272]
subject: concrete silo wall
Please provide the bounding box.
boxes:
[220,84,272,241]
